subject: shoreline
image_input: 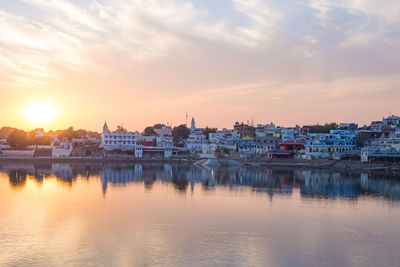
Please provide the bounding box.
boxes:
[0,157,197,164]
[254,160,399,172]
[0,157,399,172]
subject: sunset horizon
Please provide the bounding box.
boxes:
[1,111,398,133]
[1,1,400,266]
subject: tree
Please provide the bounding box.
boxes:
[153,123,164,129]
[309,123,338,133]
[75,129,87,138]
[25,129,51,145]
[172,124,190,146]
[115,125,127,133]
[29,136,52,146]
[203,127,217,140]
[87,131,101,139]
[0,126,17,139]
[356,132,373,148]
[144,124,166,136]
[144,126,156,136]
[7,130,28,149]
[58,127,75,141]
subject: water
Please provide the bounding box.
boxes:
[1,162,400,267]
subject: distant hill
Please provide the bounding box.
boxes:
[0,127,16,139]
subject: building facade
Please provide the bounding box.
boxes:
[101,122,142,158]
[305,130,358,159]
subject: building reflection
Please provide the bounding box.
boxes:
[7,169,28,189]
[298,170,360,200]
[101,164,143,194]
[0,162,103,187]
[1,162,400,201]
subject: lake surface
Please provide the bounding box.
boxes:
[1,162,400,267]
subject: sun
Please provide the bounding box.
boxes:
[21,99,61,128]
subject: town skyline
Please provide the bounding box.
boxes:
[1,112,399,133]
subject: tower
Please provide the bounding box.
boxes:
[103,121,109,133]
[191,117,196,131]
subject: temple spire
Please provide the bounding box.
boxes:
[103,121,109,133]
[191,117,195,130]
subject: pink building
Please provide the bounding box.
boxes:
[154,126,172,137]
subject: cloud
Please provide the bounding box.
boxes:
[1,0,398,82]
[0,0,399,129]
[231,0,281,45]
[22,0,104,31]
[0,0,286,87]
[350,0,400,24]
[310,0,400,26]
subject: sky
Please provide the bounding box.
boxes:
[1,0,399,132]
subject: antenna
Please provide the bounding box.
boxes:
[186,111,188,126]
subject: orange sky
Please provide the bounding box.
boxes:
[1,0,399,132]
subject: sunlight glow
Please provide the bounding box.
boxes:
[21,99,61,128]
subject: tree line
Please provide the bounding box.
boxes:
[4,127,100,149]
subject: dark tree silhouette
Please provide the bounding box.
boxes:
[58,127,75,141]
[7,130,28,149]
[172,124,190,146]
[309,123,339,133]
[203,127,217,140]
[144,126,156,136]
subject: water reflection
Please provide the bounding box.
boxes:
[1,162,400,201]
[7,169,28,188]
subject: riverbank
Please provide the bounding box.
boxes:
[1,156,399,172]
[0,157,197,164]
[244,159,400,172]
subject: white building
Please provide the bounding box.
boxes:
[52,140,72,158]
[0,139,9,150]
[361,147,379,162]
[201,144,218,158]
[383,115,400,127]
[189,117,204,135]
[368,137,400,153]
[101,122,143,158]
[157,136,174,148]
[370,121,384,131]
[209,129,239,149]
[280,128,294,142]
[305,130,358,159]
[186,133,206,153]
[251,137,277,155]
[361,136,400,163]
[102,121,136,150]
[135,146,143,158]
